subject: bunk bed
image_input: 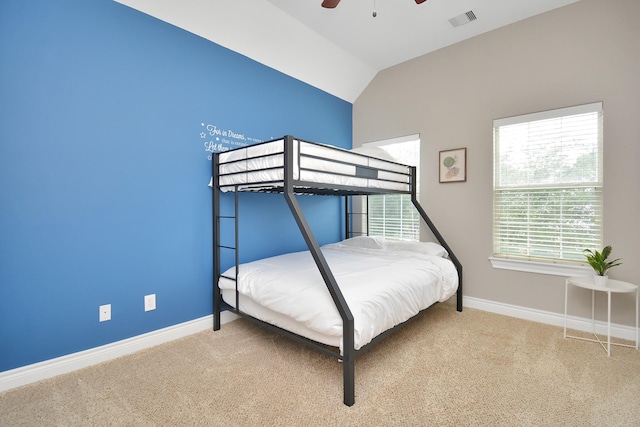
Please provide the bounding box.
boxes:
[212,135,463,406]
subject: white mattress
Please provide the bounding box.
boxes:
[219,237,458,351]
[216,138,411,192]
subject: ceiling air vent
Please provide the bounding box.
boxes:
[449,11,477,28]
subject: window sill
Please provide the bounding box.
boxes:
[489,256,592,277]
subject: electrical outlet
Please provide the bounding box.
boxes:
[99,304,111,322]
[144,294,156,312]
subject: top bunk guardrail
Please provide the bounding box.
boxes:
[214,135,413,196]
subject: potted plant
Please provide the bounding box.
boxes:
[583,245,622,286]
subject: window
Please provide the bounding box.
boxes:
[492,102,603,267]
[363,135,420,241]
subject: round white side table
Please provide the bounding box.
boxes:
[564,276,639,356]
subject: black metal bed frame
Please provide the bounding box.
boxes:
[212,135,462,406]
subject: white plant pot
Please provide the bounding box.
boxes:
[593,274,608,287]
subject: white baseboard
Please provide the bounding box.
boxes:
[463,296,638,343]
[2,299,636,394]
[0,311,238,393]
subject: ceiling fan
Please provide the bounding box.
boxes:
[322,0,427,8]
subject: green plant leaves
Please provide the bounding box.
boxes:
[583,245,622,276]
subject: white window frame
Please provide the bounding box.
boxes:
[490,102,603,277]
[361,134,420,241]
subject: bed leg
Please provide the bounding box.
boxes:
[213,303,221,331]
[456,270,463,312]
[343,351,355,407]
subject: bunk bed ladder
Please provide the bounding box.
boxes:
[213,154,241,331]
[345,195,369,239]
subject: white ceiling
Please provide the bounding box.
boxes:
[115,0,580,102]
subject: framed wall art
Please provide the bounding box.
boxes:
[439,148,467,183]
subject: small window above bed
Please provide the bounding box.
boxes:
[359,135,420,241]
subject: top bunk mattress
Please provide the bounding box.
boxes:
[213,136,413,195]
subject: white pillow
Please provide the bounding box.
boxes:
[336,236,387,250]
[332,237,447,257]
[385,240,448,258]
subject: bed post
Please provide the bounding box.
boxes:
[212,153,222,331]
[282,136,356,406]
[345,195,350,240]
[409,167,463,312]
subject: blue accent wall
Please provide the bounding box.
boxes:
[0,0,352,372]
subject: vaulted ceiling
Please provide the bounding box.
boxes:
[115,0,581,102]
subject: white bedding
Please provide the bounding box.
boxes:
[219,237,458,351]
[216,138,411,192]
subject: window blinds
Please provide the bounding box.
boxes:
[365,137,420,241]
[368,194,420,240]
[493,102,603,262]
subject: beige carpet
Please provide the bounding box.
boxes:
[1,305,639,426]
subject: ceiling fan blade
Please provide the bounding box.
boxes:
[322,0,341,8]
[415,0,428,4]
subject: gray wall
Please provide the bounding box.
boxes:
[353,0,639,324]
